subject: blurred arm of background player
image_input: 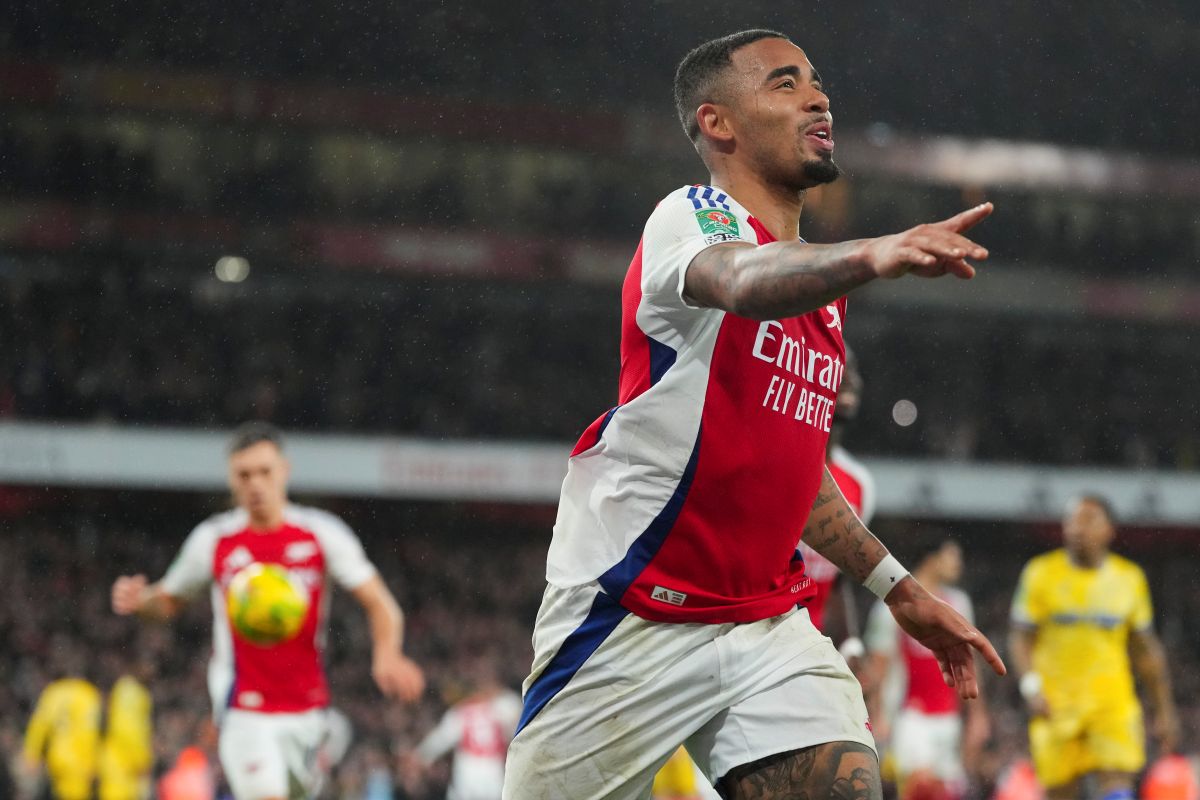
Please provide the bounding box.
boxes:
[962,675,991,774]
[1005,625,1048,717]
[683,203,992,319]
[1128,627,1180,754]
[111,573,424,701]
[350,575,425,703]
[801,470,1006,699]
[111,574,184,621]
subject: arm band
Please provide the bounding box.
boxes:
[863,553,910,600]
[1019,672,1043,700]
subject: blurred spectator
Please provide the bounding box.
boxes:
[1,263,1197,469]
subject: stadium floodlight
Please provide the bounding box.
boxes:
[215,256,250,283]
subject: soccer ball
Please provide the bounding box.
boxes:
[226,563,309,646]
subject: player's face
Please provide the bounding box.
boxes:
[936,542,963,584]
[726,38,839,190]
[228,441,290,522]
[1062,499,1114,562]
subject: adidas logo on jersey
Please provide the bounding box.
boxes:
[650,586,687,606]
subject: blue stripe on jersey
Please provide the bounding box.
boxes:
[648,336,677,386]
[597,405,620,438]
[688,185,731,211]
[514,591,629,735]
[596,427,702,600]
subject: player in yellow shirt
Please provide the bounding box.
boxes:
[1008,495,1178,800]
[98,672,154,800]
[21,674,103,800]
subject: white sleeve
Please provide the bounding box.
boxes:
[953,588,976,627]
[308,510,377,590]
[863,598,899,657]
[159,522,216,599]
[857,465,877,527]
[415,708,463,763]
[640,190,758,318]
[497,692,525,740]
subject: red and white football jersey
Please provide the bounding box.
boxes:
[865,586,974,715]
[161,504,377,715]
[547,185,847,624]
[416,690,523,800]
[799,445,876,631]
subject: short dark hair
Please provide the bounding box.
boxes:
[673,29,790,142]
[912,537,960,568]
[228,421,285,455]
[1076,493,1117,525]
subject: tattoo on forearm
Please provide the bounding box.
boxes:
[692,241,875,320]
[802,469,888,583]
[717,741,881,800]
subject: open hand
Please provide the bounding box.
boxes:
[886,576,1006,699]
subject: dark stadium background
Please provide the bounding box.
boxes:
[1,1,1198,798]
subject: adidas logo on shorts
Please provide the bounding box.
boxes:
[650,586,687,606]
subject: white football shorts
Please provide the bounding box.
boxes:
[503,582,874,800]
[891,708,965,787]
[219,708,329,800]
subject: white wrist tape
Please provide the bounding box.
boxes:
[1019,672,1043,700]
[863,554,910,600]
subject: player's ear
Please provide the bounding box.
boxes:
[696,102,735,148]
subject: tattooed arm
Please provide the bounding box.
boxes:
[684,204,992,320]
[801,468,1006,699]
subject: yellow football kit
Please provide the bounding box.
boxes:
[23,678,103,800]
[98,676,154,800]
[1011,549,1151,787]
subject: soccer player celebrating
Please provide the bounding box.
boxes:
[503,29,1004,800]
[1009,495,1178,800]
[112,423,424,800]
[864,540,988,799]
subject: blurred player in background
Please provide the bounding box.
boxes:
[405,654,521,800]
[18,647,153,800]
[1009,495,1178,800]
[798,345,875,637]
[97,663,154,800]
[505,29,1004,800]
[111,423,425,800]
[19,646,101,800]
[864,539,987,800]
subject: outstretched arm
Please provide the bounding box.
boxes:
[684,203,992,319]
[1129,628,1179,754]
[111,575,186,621]
[802,468,1006,698]
[351,575,425,703]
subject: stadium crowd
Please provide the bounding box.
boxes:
[1,116,1197,276]
[3,0,1196,155]
[3,262,1198,469]
[3,497,1199,799]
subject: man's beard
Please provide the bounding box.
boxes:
[802,156,841,185]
